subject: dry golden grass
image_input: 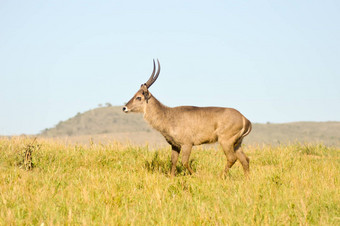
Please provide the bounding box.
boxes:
[0,137,339,225]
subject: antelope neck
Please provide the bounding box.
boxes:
[143,95,170,132]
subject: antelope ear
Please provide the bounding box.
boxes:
[141,84,150,102]
[141,84,149,94]
[141,83,148,92]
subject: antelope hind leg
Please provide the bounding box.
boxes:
[220,140,237,177]
[234,143,250,176]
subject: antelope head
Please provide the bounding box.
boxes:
[122,59,160,113]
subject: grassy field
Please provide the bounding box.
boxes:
[0,137,339,225]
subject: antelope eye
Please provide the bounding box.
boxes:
[136,97,142,101]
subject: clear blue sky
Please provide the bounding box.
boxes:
[1,0,339,135]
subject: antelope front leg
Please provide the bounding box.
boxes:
[181,144,194,175]
[170,148,179,177]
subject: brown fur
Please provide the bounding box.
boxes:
[124,89,252,177]
[123,62,251,177]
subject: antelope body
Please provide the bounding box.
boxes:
[123,60,252,177]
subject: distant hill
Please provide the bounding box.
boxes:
[41,107,151,136]
[41,106,340,147]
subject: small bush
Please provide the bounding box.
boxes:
[19,138,39,170]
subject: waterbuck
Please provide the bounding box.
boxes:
[123,60,252,177]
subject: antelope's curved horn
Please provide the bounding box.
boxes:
[145,59,160,88]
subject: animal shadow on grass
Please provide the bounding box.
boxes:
[144,151,196,177]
